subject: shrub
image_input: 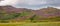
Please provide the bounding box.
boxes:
[0,20,9,23]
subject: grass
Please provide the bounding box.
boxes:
[0,22,60,26]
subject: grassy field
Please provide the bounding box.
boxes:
[0,22,60,26]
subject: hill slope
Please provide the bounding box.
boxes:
[0,6,60,22]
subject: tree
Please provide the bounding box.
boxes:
[0,13,21,20]
[30,15,36,22]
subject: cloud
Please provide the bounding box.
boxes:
[0,0,60,10]
[46,0,60,6]
[0,0,18,6]
[16,0,47,5]
[13,0,48,10]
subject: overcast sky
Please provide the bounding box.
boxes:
[0,0,60,10]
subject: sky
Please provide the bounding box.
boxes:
[0,0,60,10]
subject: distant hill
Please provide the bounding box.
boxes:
[0,5,29,13]
[34,7,60,17]
[0,6,60,22]
[32,7,60,21]
[0,5,33,21]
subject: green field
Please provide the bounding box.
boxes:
[0,22,60,26]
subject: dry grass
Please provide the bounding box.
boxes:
[0,22,60,26]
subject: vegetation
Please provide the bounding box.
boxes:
[0,13,21,20]
[0,20,9,23]
[0,22,60,26]
[0,12,60,23]
[0,5,60,26]
[29,15,36,22]
[0,6,60,23]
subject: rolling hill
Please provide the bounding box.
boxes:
[0,6,60,22]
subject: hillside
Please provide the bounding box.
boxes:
[0,6,60,22]
[0,5,34,21]
[33,7,60,21]
[34,7,60,17]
